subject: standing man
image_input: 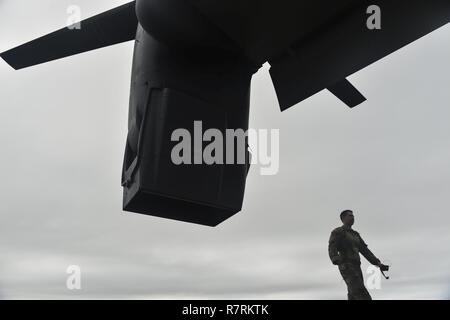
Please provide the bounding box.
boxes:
[328,209,388,300]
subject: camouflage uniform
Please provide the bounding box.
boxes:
[328,225,380,300]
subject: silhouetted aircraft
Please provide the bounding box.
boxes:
[1,0,449,226]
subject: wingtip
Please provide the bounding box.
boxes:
[0,50,22,70]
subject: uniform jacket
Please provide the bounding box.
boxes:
[328,225,380,266]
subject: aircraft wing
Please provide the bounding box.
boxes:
[188,0,450,110]
[269,0,450,110]
[1,1,138,70]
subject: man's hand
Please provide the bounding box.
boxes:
[377,262,389,271]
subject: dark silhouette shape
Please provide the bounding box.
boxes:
[1,1,449,226]
[329,210,389,300]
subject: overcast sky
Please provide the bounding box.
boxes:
[1,0,449,299]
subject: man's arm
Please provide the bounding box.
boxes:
[358,234,381,265]
[328,229,342,265]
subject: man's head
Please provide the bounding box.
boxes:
[340,209,354,227]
